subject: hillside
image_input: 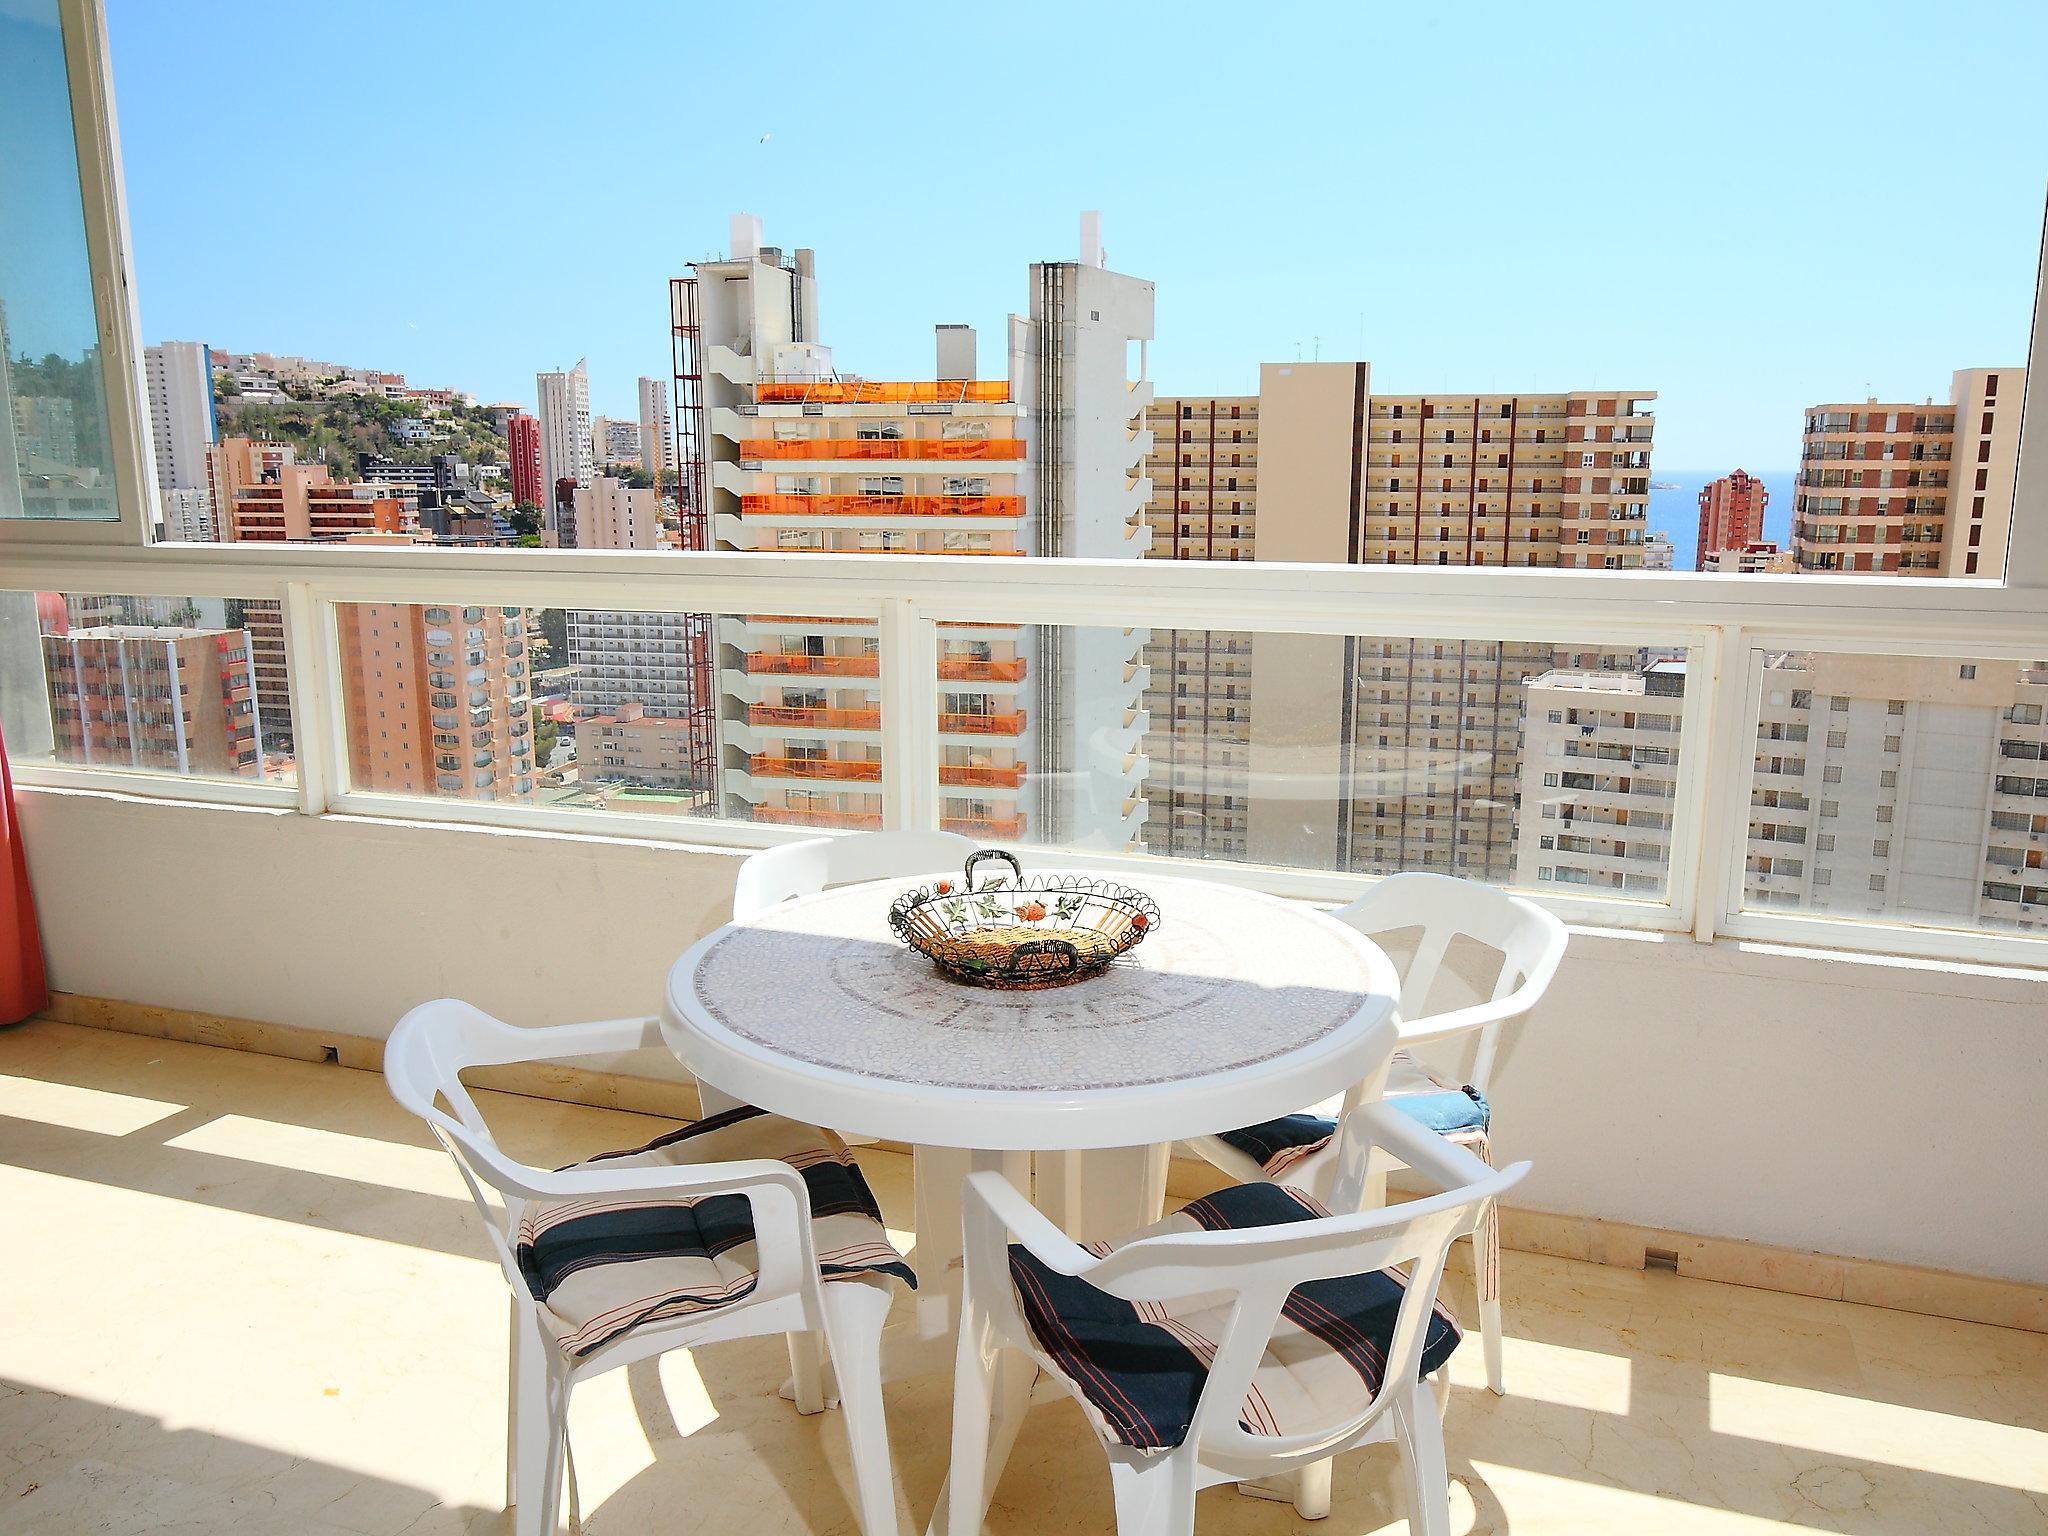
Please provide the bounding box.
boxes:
[214,386,507,475]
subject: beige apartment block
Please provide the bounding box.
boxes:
[577,701,701,790]
[1138,364,1656,873]
[1793,367,2023,577]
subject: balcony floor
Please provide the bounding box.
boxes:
[3,1019,2044,1535]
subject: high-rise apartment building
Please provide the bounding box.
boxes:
[637,375,675,484]
[225,463,408,739]
[42,625,263,777]
[1138,365,1656,872]
[687,212,1154,846]
[1793,368,2023,577]
[1516,661,1686,899]
[1742,654,2048,931]
[337,602,535,802]
[559,475,698,740]
[143,341,218,540]
[1518,648,2048,930]
[1704,541,1794,574]
[592,417,644,468]
[1641,531,1675,571]
[505,411,543,508]
[535,359,593,500]
[12,394,77,463]
[1697,468,1769,569]
[206,435,294,527]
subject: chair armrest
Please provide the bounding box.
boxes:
[961,1170,1100,1278]
[511,1014,667,1059]
[1327,1101,1503,1213]
[1394,996,1525,1048]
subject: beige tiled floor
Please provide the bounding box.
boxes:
[2,1018,2045,1535]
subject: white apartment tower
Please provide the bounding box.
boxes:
[535,359,593,504]
[1517,661,1686,899]
[143,341,219,540]
[637,375,675,482]
[690,213,1155,847]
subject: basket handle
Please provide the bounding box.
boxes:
[965,848,1022,891]
[1007,938,1080,976]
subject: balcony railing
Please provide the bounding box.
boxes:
[739,437,1027,461]
[752,379,1011,405]
[939,710,1027,735]
[938,763,1027,788]
[751,805,883,830]
[747,755,882,782]
[747,704,882,731]
[740,494,1024,519]
[941,814,1027,839]
[743,653,881,677]
[936,657,1027,682]
[7,536,2048,970]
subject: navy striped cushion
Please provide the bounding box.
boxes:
[1009,1182,1460,1450]
[1219,1080,1489,1179]
[517,1105,914,1356]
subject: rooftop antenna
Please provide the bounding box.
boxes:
[1313,336,1321,362]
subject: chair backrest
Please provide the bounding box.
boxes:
[732,829,978,922]
[1332,872,1567,1090]
[1090,1157,1529,1464]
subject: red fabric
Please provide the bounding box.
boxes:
[0,721,49,1025]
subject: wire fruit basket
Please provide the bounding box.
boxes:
[888,850,1160,990]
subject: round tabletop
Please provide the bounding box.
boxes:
[661,870,1400,1151]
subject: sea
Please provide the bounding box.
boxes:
[1647,471,1797,572]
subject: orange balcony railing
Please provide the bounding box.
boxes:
[747,704,882,731]
[740,494,1024,519]
[942,815,1027,839]
[767,545,1024,557]
[743,653,881,677]
[744,614,870,626]
[939,711,1027,736]
[747,755,882,782]
[939,763,1027,788]
[754,379,1011,405]
[752,806,884,830]
[937,657,1027,683]
[740,437,1026,462]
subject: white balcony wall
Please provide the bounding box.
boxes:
[18,782,2046,1286]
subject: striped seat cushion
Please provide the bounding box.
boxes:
[516,1106,914,1357]
[1217,1051,1489,1179]
[1009,1182,1460,1451]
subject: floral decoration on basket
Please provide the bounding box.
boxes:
[887,850,1160,990]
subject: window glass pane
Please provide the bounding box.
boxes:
[0,590,290,782]
[951,623,1688,898]
[722,610,881,828]
[0,0,119,522]
[337,602,747,819]
[1746,651,2048,934]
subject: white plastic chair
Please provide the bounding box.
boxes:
[1186,872,1566,1395]
[385,999,908,1536]
[946,1104,1528,1536]
[732,828,979,923]
[707,830,981,1122]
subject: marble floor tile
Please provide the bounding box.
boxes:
[3,1019,2045,1535]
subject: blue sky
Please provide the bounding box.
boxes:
[106,1,2045,468]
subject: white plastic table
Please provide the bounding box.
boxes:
[660,869,1400,1343]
